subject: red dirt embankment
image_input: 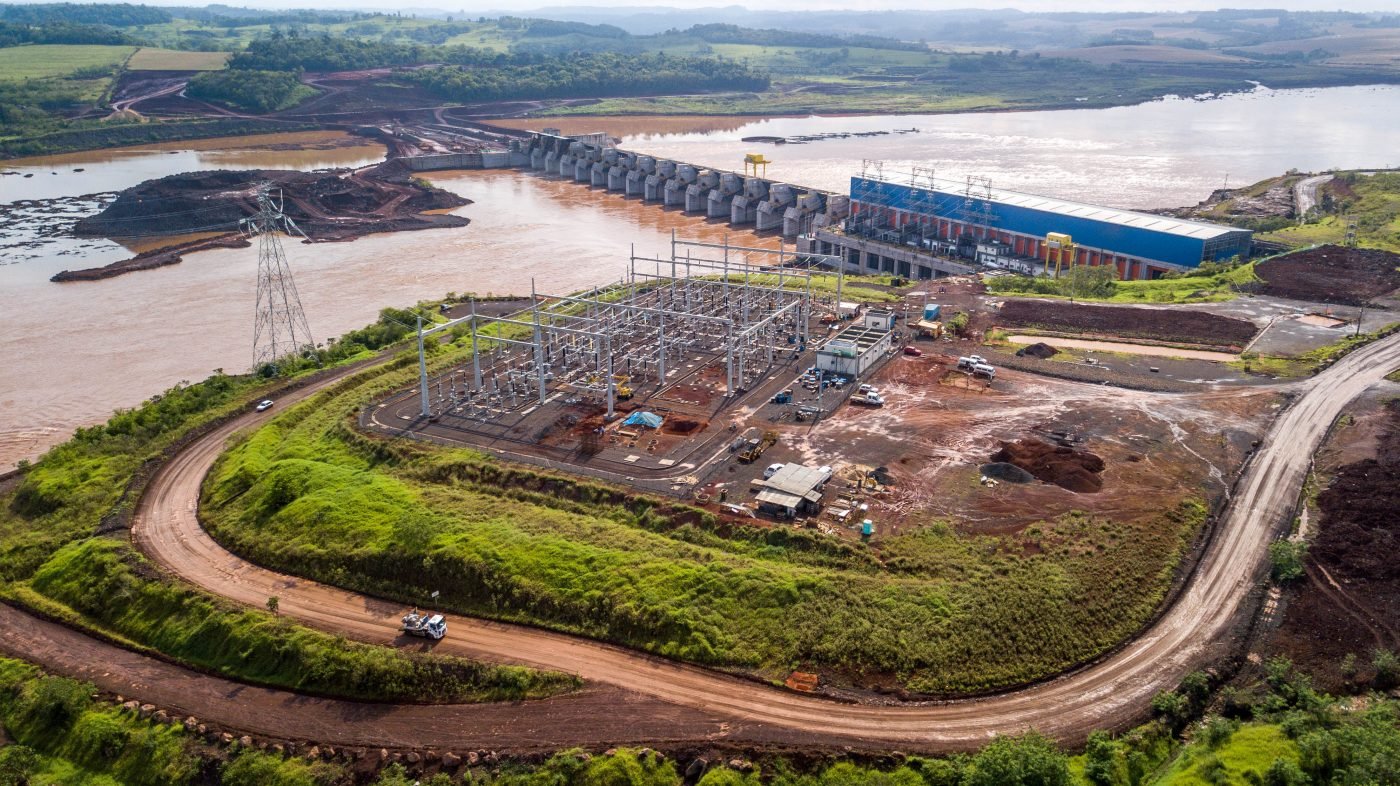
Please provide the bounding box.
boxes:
[1268,398,1400,690]
[997,300,1257,348]
[1255,245,1400,306]
[989,438,1106,493]
[53,166,471,282]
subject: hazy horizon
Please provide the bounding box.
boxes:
[19,1,1390,14]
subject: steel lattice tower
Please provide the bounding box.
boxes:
[245,187,314,370]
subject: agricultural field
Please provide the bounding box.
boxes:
[0,43,134,80]
[127,46,229,70]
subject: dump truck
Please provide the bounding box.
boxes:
[737,430,778,463]
[401,609,447,640]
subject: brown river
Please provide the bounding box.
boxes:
[3,84,1399,467]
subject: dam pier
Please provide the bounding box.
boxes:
[511,131,851,240]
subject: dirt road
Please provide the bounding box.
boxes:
[1294,174,1334,219]
[69,333,1400,747]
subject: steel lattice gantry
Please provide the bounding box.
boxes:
[412,238,839,422]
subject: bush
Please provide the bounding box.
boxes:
[0,746,39,786]
[1269,540,1307,583]
[1372,649,1399,690]
[964,732,1069,786]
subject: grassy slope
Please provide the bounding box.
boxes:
[1262,172,1400,254]
[1152,724,1299,785]
[988,262,1260,305]
[203,322,1206,695]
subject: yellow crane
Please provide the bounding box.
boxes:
[743,153,771,177]
[1043,232,1077,278]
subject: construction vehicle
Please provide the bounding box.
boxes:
[772,389,793,404]
[737,430,778,463]
[401,609,447,640]
[612,374,634,400]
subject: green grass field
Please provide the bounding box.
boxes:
[127,47,229,71]
[0,44,135,80]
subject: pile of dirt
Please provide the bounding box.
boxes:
[75,168,468,239]
[1254,245,1400,306]
[997,299,1257,348]
[1014,342,1060,359]
[663,418,704,435]
[1268,399,1400,690]
[57,168,472,282]
[989,438,1106,493]
[978,462,1036,484]
[1313,400,1400,585]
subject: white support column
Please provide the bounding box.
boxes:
[417,316,430,418]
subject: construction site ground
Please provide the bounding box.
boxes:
[1260,381,1400,693]
[761,350,1276,537]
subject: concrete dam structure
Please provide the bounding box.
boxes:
[513,132,850,239]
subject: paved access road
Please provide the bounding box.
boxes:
[94,332,1400,748]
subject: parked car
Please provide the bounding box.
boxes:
[858,384,880,395]
[764,463,785,480]
[255,399,275,412]
[903,345,923,357]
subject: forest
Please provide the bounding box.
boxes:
[401,53,770,103]
[186,68,311,112]
[0,2,169,26]
[0,20,135,46]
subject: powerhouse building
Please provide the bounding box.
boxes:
[802,173,1253,281]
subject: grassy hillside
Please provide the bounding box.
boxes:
[1262,171,1400,253]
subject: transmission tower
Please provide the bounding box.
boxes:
[960,175,995,240]
[243,186,314,370]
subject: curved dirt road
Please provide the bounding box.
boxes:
[127,333,1400,749]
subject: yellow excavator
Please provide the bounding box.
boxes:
[612,374,634,400]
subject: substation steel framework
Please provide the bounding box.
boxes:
[407,238,844,424]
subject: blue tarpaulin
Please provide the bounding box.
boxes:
[623,411,664,429]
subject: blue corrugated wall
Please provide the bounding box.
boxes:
[850,178,1251,268]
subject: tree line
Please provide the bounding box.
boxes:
[0,20,135,47]
[0,2,169,27]
[401,52,769,104]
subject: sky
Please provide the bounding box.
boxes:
[123,1,1392,12]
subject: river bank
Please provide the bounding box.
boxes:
[6,86,1400,468]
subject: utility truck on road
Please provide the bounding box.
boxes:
[401,609,447,640]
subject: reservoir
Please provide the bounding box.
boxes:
[3,84,1399,467]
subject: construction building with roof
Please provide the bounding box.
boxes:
[799,170,1253,281]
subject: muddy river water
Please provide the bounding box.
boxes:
[3,84,1399,467]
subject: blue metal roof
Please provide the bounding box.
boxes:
[851,176,1252,268]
